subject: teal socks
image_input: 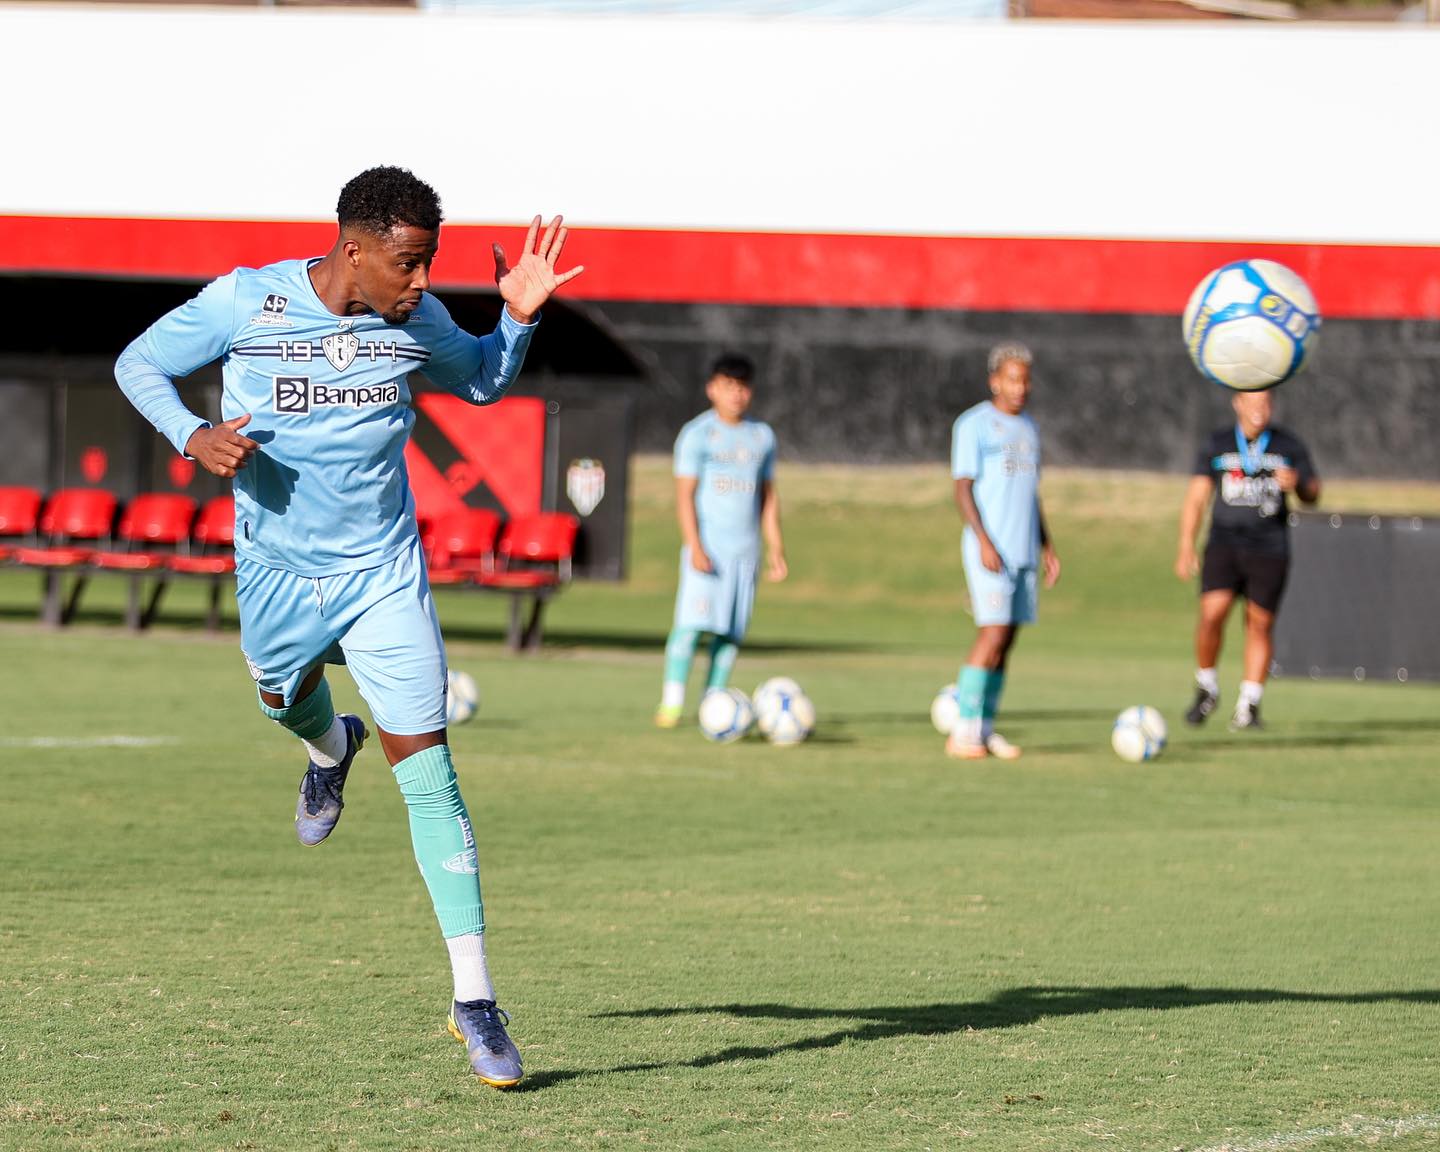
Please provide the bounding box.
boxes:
[663,627,700,688]
[705,635,739,691]
[258,677,335,742]
[392,745,485,939]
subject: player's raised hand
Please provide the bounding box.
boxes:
[494,215,584,324]
[186,414,259,479]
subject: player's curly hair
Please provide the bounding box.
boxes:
[336,166,443,235]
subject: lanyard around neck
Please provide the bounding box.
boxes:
[1235,424,1271,476]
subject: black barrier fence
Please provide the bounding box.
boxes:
[1274,512,1440,683]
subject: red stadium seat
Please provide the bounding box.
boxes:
[428,507,502,580]
[0,486,42,562]
[90,494,199,629]
[165,495,236,631]
[13,488,119,625]
[476,513,579,650]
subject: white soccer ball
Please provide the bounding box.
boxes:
[1182,259,1320,391]
[446,669,480,726]
[930,684,960,735]
[758,688,816,746]
[752,677,803,727]
[698,687,755,744]
[1111,705,1168,763]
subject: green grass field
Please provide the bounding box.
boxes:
[3,461,1439,1152]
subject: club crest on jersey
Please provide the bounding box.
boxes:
[322,332,359,372]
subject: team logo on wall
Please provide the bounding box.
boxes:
[566,457,606,516]
[322,332,359,371]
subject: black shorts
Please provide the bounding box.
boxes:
[1200,542,1289,613]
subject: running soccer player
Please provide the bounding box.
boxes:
[946,342,1061,761]
[113,167,582,1088]
[1176,389,1320,731]
[654,354,787,727]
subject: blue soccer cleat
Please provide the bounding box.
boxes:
[294,714,367,846]
[448,998,523,1087]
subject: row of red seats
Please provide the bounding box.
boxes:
[0,487,579,646]
[0,487,236,628]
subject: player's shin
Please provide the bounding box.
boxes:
[392,744,486,942]
[981,671,1006,741]
[705,635,739,692]
[660,627,700,710]
[953,665,987,747]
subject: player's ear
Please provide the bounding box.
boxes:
[341,238,363,268]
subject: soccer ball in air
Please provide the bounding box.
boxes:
[446,669,480,726]
[1182,259,1320,391]
[756,686,816,746]
[1111,706,1167,763]
[698,688,755,743]
[930,684,960,735]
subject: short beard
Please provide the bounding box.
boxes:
[379,309,413,326]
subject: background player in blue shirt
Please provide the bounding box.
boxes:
[947,342,1061,760]
[114,167,582,1088]
[654,354,787,727]
[1176,390,1320,731]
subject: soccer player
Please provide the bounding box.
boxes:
[946,342,1061,760]
[1176,389,1320,730]
[654,354,787,727]
[113,167,582,1088]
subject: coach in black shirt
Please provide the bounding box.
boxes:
[1175,390,1321,730]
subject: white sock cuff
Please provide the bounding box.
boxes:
[1239,680,1264,705]
[446,931,495,1003]
[1196,668,1219,695]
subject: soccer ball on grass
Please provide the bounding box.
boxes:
[698,687,755,743]
[1182,259,1319,391]
[930,684,960,735]
[755,685,816,746]
[1111,706,1167,763]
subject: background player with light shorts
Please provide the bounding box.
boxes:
[114,167,582,1088]
[947,342,1061,761]
[1176,389,1320,731]
[655,354,787,727]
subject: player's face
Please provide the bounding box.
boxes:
[706,374,753,423]
[348,225,439,325]
[989,358,1031,415]
[1232,391,1273,438]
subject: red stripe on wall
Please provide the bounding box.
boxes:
[2,215,1438,319]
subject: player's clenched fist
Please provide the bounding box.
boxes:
[186,413,259,478]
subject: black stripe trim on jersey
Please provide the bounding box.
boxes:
[232,343,431,362]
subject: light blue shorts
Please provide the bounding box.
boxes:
[962,533,1038,627]
[236,536,447,735]
[672,546,758,640]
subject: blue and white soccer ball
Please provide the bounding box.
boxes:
[930,683,960,735]
[752,677,803,722]
[1111,705,1167,763]
[1182,259,1320,391]
[446,669,480,726]
[698,687,755,743]
[756,686,816,746]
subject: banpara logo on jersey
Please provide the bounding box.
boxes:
[273,376,401,415]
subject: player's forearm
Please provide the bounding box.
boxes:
[953,480,990,542]
[761,491,784,557]
[448,310,538,405]
[1177,500,1204,550]
[114,337,210,457]
[1299,477,1322,505]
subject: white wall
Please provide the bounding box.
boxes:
[2,4,1436,244]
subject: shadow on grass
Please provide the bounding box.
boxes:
[517,984,1440,1090]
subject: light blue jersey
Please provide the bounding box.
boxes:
[115,258,536,577]
[674,411,776,558]
[951,400,1042,570]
